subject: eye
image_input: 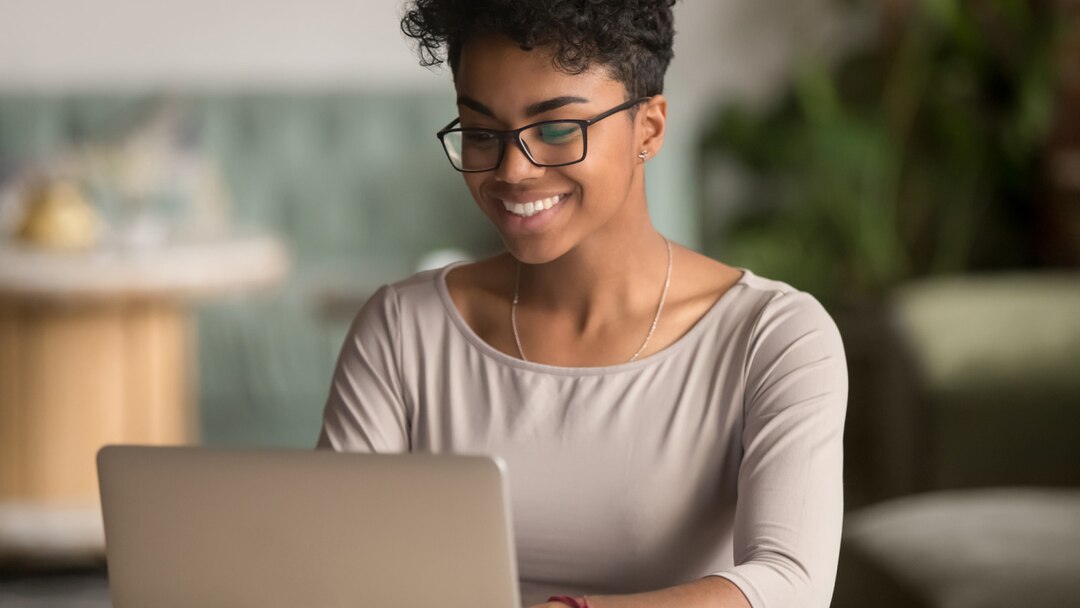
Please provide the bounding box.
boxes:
[538,123,582,145]
[461,130,499,147]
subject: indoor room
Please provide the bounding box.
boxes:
[1,1,1078,606]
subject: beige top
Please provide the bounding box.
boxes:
[317,261,847,608]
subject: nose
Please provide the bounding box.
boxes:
[495,137,544,183]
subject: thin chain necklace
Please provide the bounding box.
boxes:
[511,236,673,364]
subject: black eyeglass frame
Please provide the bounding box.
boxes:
[435,96,652,173]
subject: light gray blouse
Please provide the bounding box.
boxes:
[317,262,847,608]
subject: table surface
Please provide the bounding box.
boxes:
[0,230,289,301]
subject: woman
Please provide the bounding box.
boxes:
[317,1,847,607]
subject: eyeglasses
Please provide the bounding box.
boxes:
[436,97,650,173]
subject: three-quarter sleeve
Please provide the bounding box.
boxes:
[316,284,411,453]
[709,291,848,608]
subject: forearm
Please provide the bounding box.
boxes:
[540,575,752,608]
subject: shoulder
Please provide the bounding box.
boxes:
[346,264,453,341]
[734,271,848,405]
[673,251,839,348]
[376,262,461,312]
[385,265,445,299]
[736,270,841,340]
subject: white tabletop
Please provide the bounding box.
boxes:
[0,230,290,301]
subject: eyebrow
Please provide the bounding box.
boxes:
[456,95,591,120]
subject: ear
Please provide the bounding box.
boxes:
[635,95,667,161]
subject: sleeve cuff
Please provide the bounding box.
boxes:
[705,570,761,608]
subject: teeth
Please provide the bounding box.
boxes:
[503,194,564,217]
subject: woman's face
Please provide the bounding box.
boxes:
[452,35,662,264]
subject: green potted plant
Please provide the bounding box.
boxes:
[700,0,1062,308]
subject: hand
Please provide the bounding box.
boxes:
[528,597,592,608]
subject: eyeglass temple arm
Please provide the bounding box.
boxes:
[583,96,653,126]
[436,118,460,137]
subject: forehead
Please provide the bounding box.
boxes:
[454,35,625,116]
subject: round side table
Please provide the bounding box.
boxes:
[0,232,289,563]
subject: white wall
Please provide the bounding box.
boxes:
[0,0,441,89]
[0,0,853,94]
[0,0,857,246]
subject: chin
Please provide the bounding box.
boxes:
[500,238,569,266]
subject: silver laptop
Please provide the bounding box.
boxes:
[97,445,521,608]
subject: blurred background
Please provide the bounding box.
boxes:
[0,0,1077,606]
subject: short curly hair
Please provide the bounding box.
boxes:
[400,0,678,100]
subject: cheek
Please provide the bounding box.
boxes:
[571,151,633,197]
[585,133,635,181]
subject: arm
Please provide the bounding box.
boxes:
[712,291,847,608]
[534,291,847,608]
[316,284,411,453]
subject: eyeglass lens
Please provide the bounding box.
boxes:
[442,121,585,171]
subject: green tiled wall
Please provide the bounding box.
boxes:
[0,91,503,446]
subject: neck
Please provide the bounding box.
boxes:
[514,215,671,336]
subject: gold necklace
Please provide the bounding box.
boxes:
[511,237,673,364]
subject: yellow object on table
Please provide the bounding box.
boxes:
[16,180,102,250]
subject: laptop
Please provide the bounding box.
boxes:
[96,445,521,608]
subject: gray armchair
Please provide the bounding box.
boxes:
[833,272,1080,608]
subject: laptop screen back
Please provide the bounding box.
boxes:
[97,446,520,608]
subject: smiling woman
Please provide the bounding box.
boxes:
[317,2,847,608]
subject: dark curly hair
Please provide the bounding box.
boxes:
[400,0,678,100]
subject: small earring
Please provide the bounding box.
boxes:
[638,149,649,161]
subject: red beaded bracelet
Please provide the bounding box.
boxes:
[548,595,591,608]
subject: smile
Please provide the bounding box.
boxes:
[501,193,568,218]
